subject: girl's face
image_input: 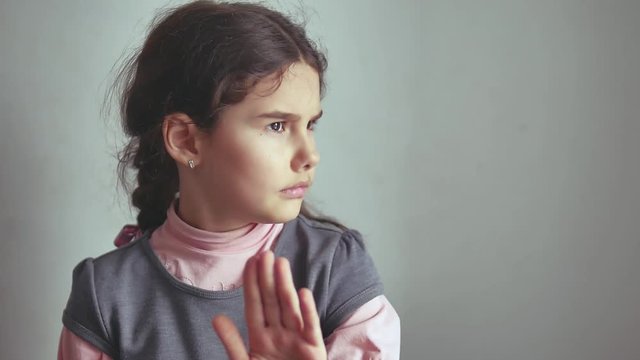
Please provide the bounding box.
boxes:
[197,62,322,226]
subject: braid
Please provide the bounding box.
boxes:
[129,125,179,232]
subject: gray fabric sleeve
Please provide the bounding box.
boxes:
[62,258,118,358]
[322,229,385,337]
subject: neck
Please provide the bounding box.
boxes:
[174,196,252,233]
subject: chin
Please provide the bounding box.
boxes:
[258,200,303,224]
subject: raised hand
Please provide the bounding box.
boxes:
[212,251,327,360]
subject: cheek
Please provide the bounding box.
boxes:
[216,133,288,187]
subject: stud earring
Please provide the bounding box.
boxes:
[188,159,195,169]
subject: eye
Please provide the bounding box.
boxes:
[307,119,318,131]
[268,121,285,133]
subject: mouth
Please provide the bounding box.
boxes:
[280,181,311,199]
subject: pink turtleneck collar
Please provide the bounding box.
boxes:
[147,199,284,290]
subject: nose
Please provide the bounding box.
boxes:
[291,133,320,172]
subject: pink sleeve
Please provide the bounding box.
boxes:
[57,326,113,360]
[324,295,401,360]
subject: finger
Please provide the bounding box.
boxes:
[299,288,324,345]
[212,315,249,360]
[257,251,282,327]
[243,255,265,331]
[274,257,303,330]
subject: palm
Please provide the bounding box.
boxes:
[212,251,327,360]
[245,323,326,360]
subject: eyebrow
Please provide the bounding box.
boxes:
[254,109,323,122]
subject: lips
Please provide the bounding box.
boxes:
[280,181,311,199]
[281,181,310,191]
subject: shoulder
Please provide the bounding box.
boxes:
[64,232,155,321]
[69,233,152,294]
[93,233,148,265]
[280,214,369,255]
[63,233,154,357]
[278,213,381,291]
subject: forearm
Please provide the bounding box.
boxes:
[58,326,113,360]
[325,295,401,360]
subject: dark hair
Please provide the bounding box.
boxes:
[111,0,344,232]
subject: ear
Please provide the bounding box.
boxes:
[162,113,207,168]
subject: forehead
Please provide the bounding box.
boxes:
[242,62,321,115]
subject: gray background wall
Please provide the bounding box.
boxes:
[1,0,639,359]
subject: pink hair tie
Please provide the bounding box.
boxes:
[114,224,142,248]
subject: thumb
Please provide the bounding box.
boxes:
[212,315,249,360]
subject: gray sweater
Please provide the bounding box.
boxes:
[62,214,384,360]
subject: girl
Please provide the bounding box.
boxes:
[58,1,401,359]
